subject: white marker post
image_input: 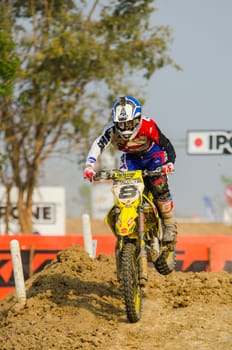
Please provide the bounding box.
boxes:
[82,214,94,258]
[10,239,26,306]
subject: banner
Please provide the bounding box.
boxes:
[1,234,232,300]
[92,183,114,219]
[187,130,232,154]
[0,187,65,235]
[203,196,216,221]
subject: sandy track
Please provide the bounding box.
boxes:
[0,245,232,350]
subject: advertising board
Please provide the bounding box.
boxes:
[1,234,232,300]
[0,187,65,235]
[91,183,114,219]
[187,130,232,154]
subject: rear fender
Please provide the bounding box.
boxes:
[143,194,159,217]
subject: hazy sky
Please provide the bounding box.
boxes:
[43,0,232,220]
[142,0,232,220]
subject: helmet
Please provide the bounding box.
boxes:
[112,96,142,139]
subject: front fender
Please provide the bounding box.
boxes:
[116,206,138,237]
[105,205,139,238]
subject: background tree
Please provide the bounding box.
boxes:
[0,0,179,233]
[221,175,232,186]
[0,2,20,233]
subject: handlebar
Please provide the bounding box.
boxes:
[93,170,115,181]
[93,165,174,181]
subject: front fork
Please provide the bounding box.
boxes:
[115,238,122,282]
[138,205,148,285]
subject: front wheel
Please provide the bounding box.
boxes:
[121,243,142,323]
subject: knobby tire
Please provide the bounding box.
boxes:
[121,243,142,323]
[155,249,176,275]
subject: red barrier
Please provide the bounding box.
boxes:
[0,234,232,300]
[175,235,232,272]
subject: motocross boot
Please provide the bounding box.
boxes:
[162,224,177,242]
[157,198,177,246]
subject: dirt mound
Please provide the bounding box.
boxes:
[0,245,232,350]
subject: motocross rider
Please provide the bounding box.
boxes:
[83,96,177,245]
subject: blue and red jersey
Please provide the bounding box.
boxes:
[86,116,176,169]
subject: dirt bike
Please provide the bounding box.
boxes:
[93,166,176,323]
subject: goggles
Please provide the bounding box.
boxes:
[116,118,140,132]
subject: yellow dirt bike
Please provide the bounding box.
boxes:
[93,166,176,323]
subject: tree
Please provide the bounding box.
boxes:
[0,2,21,233]
[221,175,232,186]
[0,0,179,233]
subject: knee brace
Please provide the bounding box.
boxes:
[150,175,170,199]
[157,198,175,226]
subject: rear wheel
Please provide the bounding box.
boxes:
[155,248,176,275]
[121,243,142,323]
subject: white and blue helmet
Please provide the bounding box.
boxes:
[112,96,142,139]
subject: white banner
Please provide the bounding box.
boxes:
[187,130,232,154]
[0,187,65,235]
[91,183,114,219]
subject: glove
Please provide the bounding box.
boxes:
[162,162,174,175]
[84,166,95,182]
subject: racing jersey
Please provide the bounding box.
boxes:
[86,116,176,166]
